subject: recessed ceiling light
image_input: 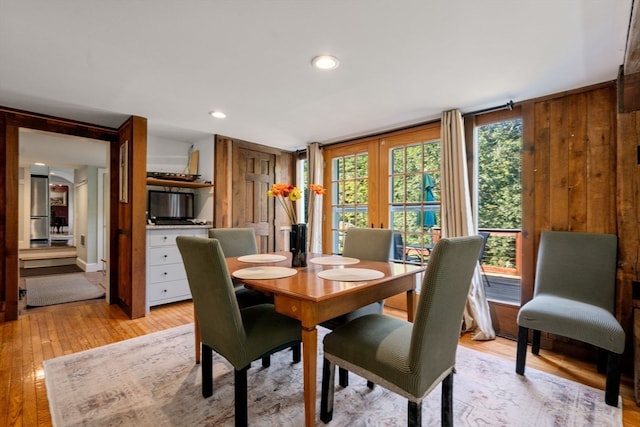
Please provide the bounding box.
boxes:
[34,162,45,166]
[311,55,340,70]
[209,111,226,119]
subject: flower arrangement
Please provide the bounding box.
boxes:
[267,183,325,224]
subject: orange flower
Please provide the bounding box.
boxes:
[310,184,326,196]
[267,183,325,225]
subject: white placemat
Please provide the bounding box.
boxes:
[237,254,287,263]
[232,266,297,280]
[317,268,384,282]
[309,256,360,266]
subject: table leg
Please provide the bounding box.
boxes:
[406,289,416,322]
[194,312,201,364]
[302,326,318,427]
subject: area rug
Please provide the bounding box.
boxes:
[43,324,622,427]
[25,273,105,307]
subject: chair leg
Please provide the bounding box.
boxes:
[531,329,541,355]
[408,400,422,427]
[234,366,249,427]
[515,326,528,375]
[292,343,301,363]
[202,344,213,398]
[338,367,349,387]
[441,372,453,427]
[320,358,335,423]
[605,351,622,407]
[366,380,375,389]
[597,348,607,374]
[262,356,271,368]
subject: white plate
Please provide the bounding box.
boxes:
[232,266,297,280]
[309,256,360,266]
[317,268,385,282]
[237,254,287,263]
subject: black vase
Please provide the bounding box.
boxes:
[290,223,307,267]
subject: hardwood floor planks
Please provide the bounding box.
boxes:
[1,300,638,426]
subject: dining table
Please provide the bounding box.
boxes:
[218,251,426,426]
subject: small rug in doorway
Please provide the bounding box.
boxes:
[25,273,105,307]
[20,264,83,277]
[43,324,622,427]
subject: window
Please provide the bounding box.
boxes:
[475,115,522,303]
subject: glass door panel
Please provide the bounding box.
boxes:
[324,141,378,254]
[381,126,441,265]
[323,127,441,259]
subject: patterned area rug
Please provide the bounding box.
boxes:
[43,324,622,427]
[25,273,105,307]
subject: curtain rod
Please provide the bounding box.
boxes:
[462,100,514,117]
[317,100,514,149]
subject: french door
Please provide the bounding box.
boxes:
[322,124,441,263]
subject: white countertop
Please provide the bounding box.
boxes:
[146,224,211,230]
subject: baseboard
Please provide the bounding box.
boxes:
[76,258,100,273]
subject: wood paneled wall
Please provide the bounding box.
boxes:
[522,82,637,362]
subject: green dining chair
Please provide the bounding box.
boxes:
[516,230,624,407]
[208,228,300,366]
[208,227,258,257]
[321,227,394,388]
[208,228,274,307]
[320,235,482,427]
[176,236,302,427]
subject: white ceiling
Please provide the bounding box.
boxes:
[19,128,108,168]
[0,0,633,156]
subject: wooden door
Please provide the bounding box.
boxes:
[234,147,275,252]
[215,135,290,253]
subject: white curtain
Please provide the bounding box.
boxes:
[307,142,324,253]
[440,109,495,341]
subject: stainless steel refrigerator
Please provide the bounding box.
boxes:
[30,175,49,246]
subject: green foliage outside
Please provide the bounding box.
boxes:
[477,119,522,268]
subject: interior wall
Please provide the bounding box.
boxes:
[74,166,100,271]
[146,134,214,222]
[522,82,626,360]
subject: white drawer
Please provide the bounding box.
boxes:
[148,228,207,246]
[147,280,191,303]
[148,246,183,266]
[148,263,187,283]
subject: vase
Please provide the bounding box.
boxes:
[290,223,307,267]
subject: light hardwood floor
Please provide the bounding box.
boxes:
[1,299,638,426]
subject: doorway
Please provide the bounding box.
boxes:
[18,129,110,312]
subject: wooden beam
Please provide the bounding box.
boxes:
[625,0,640,75]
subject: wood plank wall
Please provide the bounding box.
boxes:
[525,82,635,362]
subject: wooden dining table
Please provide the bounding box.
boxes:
[216,252,425,427]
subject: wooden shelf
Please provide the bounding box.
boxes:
[146,177,213,189]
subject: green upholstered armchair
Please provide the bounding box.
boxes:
[321,227,394,388]
[176,236,302,426]
[320,235,482,427]
[516,230,624,407]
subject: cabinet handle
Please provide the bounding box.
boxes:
[162,289,167,293]
[162,254,168,259]
[163,272,168,276]
[162,236,168,241]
